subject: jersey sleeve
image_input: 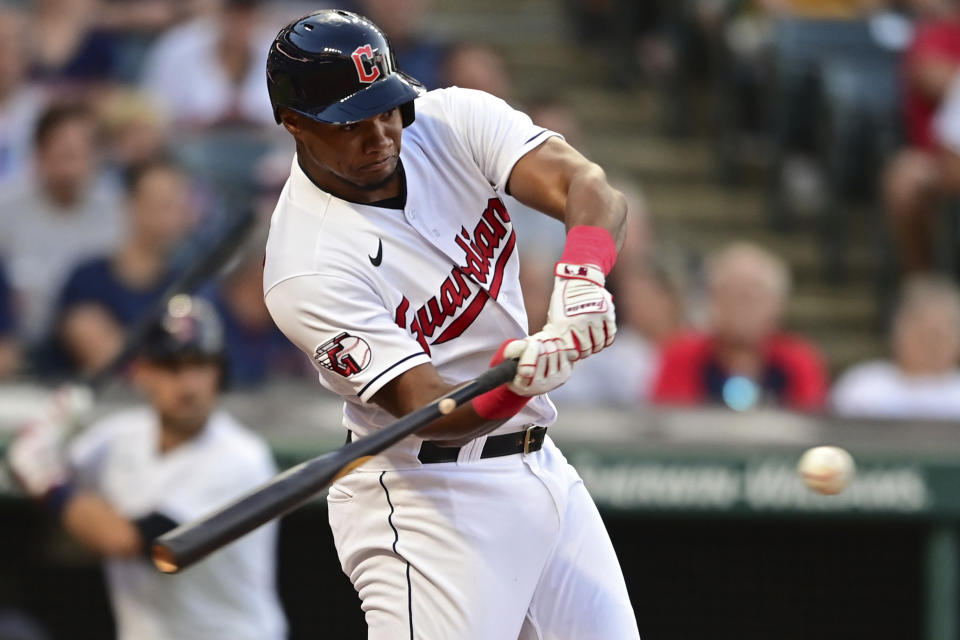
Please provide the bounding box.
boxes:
[443,88,562,193]
[265,273,430,402]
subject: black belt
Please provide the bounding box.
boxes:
[417,426,547,464]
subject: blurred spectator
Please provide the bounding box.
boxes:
[0,6,46,188]
[832,275,960,418]
[527,96,585,149]
[441,42,513,100]
[211,238,309,387]
[140,0,275,129]
[883,0,960,272]
[0,101,123,346]
[29,0,123,89]
[0,260,21,380]
[56,158,195,374]
[96,0,204,33]
[653,242,828,411]
[97,89,170,177]
[935,66,960,191]
[358,0,447,90]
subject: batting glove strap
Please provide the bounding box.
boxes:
[472,340,531,420]
[558,226,617,275]
[554,262,606,288]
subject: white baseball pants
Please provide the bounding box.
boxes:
[327,437,641,639]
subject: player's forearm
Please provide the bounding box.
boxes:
[61,491,143,557]
[371,369,506,443]
[562,163,628,251]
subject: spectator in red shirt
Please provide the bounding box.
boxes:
[652,242,828,411]
[884,0,960,273]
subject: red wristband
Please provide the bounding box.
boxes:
[472,340,529,420]
[559,226,617,275]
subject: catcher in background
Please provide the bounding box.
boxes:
[7,296,287,640]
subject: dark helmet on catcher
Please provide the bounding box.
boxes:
[141,295,226,366]
[266,9,425,127]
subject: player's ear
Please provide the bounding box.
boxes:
[278,109,302,136]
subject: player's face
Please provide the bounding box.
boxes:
[135,357,221,437]
[284,107,404,203]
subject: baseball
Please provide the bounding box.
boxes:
[797,446,855,495]
[438,398,457,415]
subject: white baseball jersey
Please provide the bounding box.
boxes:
[264,87,559,467]
[68,408,287,640]
[264,87,640,639]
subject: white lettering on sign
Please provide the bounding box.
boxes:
[570,455,929,514]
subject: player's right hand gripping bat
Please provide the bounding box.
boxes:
[151,358,519,574]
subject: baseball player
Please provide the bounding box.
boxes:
[7,296,287,640]
[263,10,640,639]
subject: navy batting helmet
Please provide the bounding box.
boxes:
[266,10,425,127]
[141,295,225,364]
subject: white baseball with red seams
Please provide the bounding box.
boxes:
[798,445,856,495]
[264,87,639,639]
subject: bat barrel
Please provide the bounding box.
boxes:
[152,455,339,572]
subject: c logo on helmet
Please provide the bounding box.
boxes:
[351,44,381,84]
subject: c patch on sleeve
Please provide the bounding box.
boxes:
[315,332,372,377]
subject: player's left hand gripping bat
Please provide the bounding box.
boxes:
[151,358,519,574]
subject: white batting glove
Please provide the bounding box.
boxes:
[6,385,91,498]
[544,263,617,360]
[503,332,577,397]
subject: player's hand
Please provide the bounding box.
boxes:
[502,332,577,397]
[544,262,616,360]
[6,385,90,498]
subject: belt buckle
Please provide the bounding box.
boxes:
[522,425,536,454]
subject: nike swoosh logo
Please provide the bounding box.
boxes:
[369,239,383,267]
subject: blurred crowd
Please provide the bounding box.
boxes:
[2,0,960,422]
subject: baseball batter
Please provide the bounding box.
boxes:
[263,10,640,639]
[7,297,287,640]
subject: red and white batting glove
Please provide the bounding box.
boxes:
[6,385,91,499]
[471,334,576,421]
[504,332,577,396]
[544,226,618,360]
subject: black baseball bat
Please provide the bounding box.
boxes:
[151,358,519,573]
[85,207,257,391]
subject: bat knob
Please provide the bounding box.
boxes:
[152,544,180,574]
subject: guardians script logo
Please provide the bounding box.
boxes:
[395,198,515,354]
